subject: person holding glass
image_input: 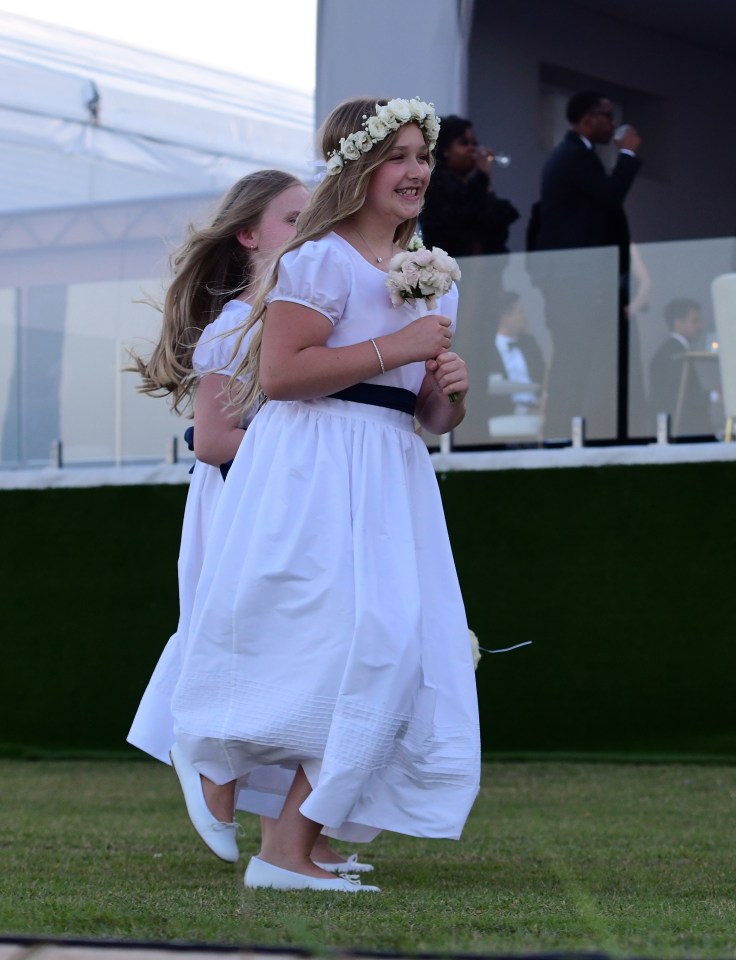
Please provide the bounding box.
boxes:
[531,90,642,439]
[419,114,519,257]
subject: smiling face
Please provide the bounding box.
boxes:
[363,123,431,227]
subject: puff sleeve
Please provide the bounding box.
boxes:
[193,303,253,379]
[267,239,352,326]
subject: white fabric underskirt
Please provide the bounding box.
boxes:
[171,397,481,841]
[127,460,225,764]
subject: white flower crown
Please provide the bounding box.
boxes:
[326,98,440,176]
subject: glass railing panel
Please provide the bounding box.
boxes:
[61,278,189,464]
[451,245,619,446]
[5,234,735,468]
[627,237,736,439]
[18,285,69,466]
[58,330,117,463]
[0,288,19,467]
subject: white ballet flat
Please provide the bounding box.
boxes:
[313,853,375,873]
[244,856,380,892]
[169,744,240,863]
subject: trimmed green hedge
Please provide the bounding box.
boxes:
[2,462,734,758]
[1,484,184,755]
[445,462,736,758]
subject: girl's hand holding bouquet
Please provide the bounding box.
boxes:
[385,241,462,400]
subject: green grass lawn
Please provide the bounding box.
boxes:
[1,759,735,958]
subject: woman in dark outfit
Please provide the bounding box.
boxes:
[419,114,519,257]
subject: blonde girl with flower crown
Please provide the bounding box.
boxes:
[127,170,356,869]
[169,98,481,893]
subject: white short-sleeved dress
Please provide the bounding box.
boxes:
[127,300,254,764]
[171,233,481,841]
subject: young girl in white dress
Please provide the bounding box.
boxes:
[127,171,357,870]
[128,172,307,765]
[170,98,481,893]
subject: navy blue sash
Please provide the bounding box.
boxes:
[183,425,233,480]
[187,384,415,484]
[328,383,417,416]
[183,426,195,475]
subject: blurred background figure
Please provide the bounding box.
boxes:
[489,290,546,418]
[419,114,519,258]
[530,90,642,440]
[626,244,653,436]
[532,91,641,269]
[649,298,715,436]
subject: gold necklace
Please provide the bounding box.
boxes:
[353,227,392,264]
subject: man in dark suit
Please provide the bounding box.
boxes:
[488,291,546,417]
[649,298,713,436]
[532,91,642,440]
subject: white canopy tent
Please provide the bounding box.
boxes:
[0,11,314,213]
[0,12,316,470]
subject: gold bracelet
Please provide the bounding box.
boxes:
[369,337,385,375]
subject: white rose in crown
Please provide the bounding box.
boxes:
[352,130,372,153]
[423,116,441,141]
[339,136,364,161]
[326,153,344,176]
[366,115,390,140]
[376,105,399,127]
[385,98,413,123]
[408,98,430,121]
[326,99,439,174]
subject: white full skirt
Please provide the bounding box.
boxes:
[172,397,480,841]
[127,461,225,764]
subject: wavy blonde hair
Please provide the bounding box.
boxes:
[129,169,303,415]
[228,96,437,412]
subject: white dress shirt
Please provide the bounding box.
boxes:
[579,133,635,158]
[495,333,538,409]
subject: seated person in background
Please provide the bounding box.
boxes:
[489,291,547,415]
[419,114,519,257]
[649,298,712,435]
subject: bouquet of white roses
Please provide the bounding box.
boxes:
[386,239,462,400]
[385,242,461,312]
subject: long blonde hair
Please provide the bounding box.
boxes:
[129,169,303,415]
[228,97,437,412]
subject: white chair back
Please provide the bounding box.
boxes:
[488,414,542,440]
[711,273,736,421]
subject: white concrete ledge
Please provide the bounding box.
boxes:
[431,440,736,472]
[0,946,298,960]
[0,462,194,490]
[2,442,736,490]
